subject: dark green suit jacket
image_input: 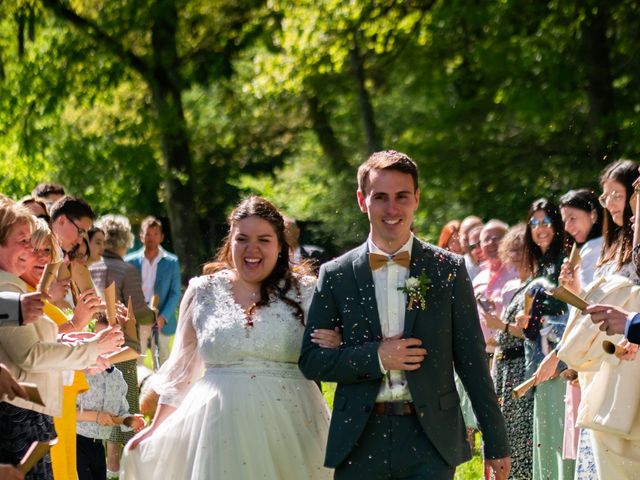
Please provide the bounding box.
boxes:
[299,239,509,469]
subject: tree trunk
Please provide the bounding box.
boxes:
[581,3,618,161]
[349,40,382,153]
[149,0,205,279]
[306,94,350,171]
[41,0,205,280]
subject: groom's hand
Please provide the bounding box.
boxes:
[378,335,427,371]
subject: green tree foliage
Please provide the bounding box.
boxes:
[1,0,640,267]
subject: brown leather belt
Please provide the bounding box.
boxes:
[372,401,416,416]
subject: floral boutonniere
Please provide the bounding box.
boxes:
[398,271,432,311]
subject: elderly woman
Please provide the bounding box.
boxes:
[19,218,104,480]
[89,214,153,476]
[0,201,123,479]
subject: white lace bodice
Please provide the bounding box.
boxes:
[192,272,315,365]
[153,271,316,406]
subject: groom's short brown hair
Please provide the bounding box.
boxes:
[357,150,419,194]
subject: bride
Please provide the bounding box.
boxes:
[122,196,339,479]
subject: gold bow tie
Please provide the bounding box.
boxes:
[368,251,411,271]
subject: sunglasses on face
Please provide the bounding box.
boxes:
[529,216,553,229]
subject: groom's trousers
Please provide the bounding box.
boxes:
[333,410,454,480]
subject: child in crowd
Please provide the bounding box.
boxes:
[76,315,145,480]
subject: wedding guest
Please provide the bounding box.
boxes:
[69,237,90,266]
[0,363,27,401]
[559,189,603,292]
[76,315,145,480]
[0,202,123,479]
[555,188,603,471]
[491,224,533,479]
[437,220,463,254]
[460,215,483,278]
[31,183,65,207]
[466,223,485,281]
[473,220,515,358]
[460,215,482,251]
[123,196,341,479]
[49,196,94,253]
[283,216,327,273]
[87,226,105,266]
[592,160,640,281]
[562,160,639,479]
[515,199,574,480]
[0,291,44,326]
[19,218,103,480]
[19,196,49,222]
[126,216,181,366]
[90,214,153,478]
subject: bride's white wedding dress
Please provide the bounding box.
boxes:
[121,271,332,479]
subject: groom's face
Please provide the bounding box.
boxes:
[357,169,419,253]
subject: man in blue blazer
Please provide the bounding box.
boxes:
[299,151,510,479]
[126,216,181,365]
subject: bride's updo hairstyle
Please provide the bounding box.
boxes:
[203,196,311,323]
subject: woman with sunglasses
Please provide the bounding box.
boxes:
[514,198,574,480]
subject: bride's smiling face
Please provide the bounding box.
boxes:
[231,216,280,286]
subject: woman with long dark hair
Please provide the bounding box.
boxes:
[560,160,640,479]
[123,196,339,479]
[559,189,603,291]
[515,198,574,480]
[554,189,603,475]
[595,159,639,281]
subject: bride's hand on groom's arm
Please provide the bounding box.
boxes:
[378,335,427,371]
[310,327,342,349]
[484,456,511,480]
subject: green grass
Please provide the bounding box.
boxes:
[321,383,483,479]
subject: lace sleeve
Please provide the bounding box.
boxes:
[298,275,318,318]
[151,277,204,407]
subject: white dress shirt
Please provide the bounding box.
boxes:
[369,234,413,402]
[141,248,167,303]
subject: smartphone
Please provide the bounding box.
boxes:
[475,294,494,314]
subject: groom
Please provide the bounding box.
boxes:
[299,151,510,479]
